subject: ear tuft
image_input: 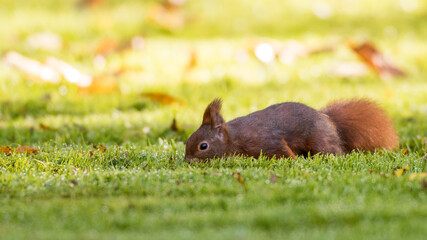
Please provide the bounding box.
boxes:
[203,98,222,125]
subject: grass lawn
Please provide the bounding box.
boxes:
[1,0,427,239]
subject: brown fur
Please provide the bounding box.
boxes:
[185,98,399,162]
[320,99,398,153]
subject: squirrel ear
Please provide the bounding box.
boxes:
[202,98,224,128]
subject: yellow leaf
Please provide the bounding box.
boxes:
[141,92,182,105]
[408,172,427,181]
[394,165,409,177]
[401,148,408,155]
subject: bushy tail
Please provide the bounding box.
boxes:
[321,99,399,153]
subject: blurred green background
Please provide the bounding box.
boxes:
[1,0,426,147]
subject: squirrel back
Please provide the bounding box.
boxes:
[185,98,399,162]
[320,99,398,153]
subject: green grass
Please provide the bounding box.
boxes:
[1,0,427,239]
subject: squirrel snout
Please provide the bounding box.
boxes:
[185,155,199,163]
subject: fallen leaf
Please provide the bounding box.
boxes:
[185,48,197,71]
[0,146,14,156]
[422,178,427,190]
[4,51,61,83]
[45,57,92,87]
[402,148,409,155]
[232,172,245,185]
[269,173,278,183]
[39,123,51,130]
[16,146,40,155]
[93,144,107,153]
[349,41,406,80]
[409,172,427,181]
[141,92,182,105]
[393,165,410,177]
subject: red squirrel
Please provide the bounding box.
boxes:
[185,99,398,162]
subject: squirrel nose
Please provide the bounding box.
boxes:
[185,156,199,163]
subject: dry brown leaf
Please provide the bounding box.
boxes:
[16,146,40,155]
[393,165,410,177]
[39,123,51,130]
[269,173,278,183]
[93,144,107,153]
[141,92,182,105]
[349,41,406,80]
[232,172,245,185]
[88,151,95,157]
[0,146,14,156]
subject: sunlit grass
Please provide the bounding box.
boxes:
[1,0,427,239]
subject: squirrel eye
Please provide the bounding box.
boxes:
[199,143,208,150]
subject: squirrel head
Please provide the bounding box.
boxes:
[185,99,230,162]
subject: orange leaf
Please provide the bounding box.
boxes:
[16,146,40,155]
[141,92,182,105]
[0,146,14,156]
[349,41,406,80]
